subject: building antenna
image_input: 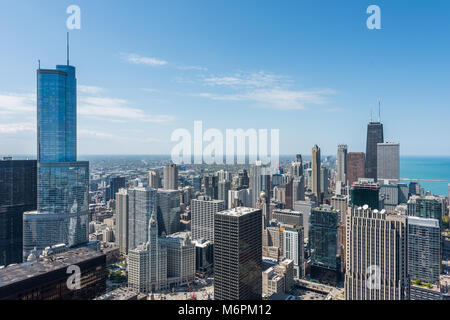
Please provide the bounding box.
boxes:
[370,106,373,123]
[66,32,70,66]
[38,59,41,70]
[378,99,381,122]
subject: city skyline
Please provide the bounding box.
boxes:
[1,0,450,306]
[0,1,450,156]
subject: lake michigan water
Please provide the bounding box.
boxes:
[400,156,450,196]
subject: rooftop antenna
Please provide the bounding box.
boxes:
[66,32,70,66]
[370,106,373,123]
[38,59,41,70]
[378,99,381,122]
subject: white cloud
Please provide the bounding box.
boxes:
[176,65,208,71]
[196,88,336,110]
[202,71,287,88]
[78,129,163,143]
[0,122,35,134]
[0,93,35,115]
[78,96,174,123]
[78,85,104,95]
[78,129,117,139]
[0,89,174,124]
[122,53,168,66]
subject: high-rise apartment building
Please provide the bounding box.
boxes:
[365,121,384,180]
[214,207,262,300]
[148,171,160,189]
[217,180,231,204]
[191,199,225,243]
[320,167,329,197]
[312,145,321,204]
[407,195,443,224]
[0,159,37,266]
[116,188,129,255]
[407,216,441,284]
[346,152,365,186]
[331,195,349,224]
[163,164,178,190]
[336,145,348,185]
[377,143,400,181]
[345,206,409,300]
[250,161,270,208]
[283,226,304,278]
[23,62,89,257]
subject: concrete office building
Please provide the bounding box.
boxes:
[115,188,129,254]
[377,143,400,181]
[336,145,348,185]
[293,200,314,242]
[160,232,196,288]
[128,214,167,293]
[262,259,294,297]
[214,207,262,300]
[263,223,284,261]
[228,188,252,209]
[218,180,231,204]
[380,182,400,213]
[163,164,178,190]
[0,246,106,300]
[148,171,160,189]
[346,152,365,187]
[320,167,329,198]
[331,195,348,224]
[272,209,302,227]
[191,199,225,243]
[345,206,409,300]
[311,145,321,203]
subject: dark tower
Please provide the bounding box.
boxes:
[365,122,383,181]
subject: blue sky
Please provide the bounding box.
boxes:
[0,0,449,156]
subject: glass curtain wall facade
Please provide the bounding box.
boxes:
[23,64,88,258]
[0,160,37,266]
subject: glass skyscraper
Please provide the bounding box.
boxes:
[23,63,89,257]
[0,159,37,266]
